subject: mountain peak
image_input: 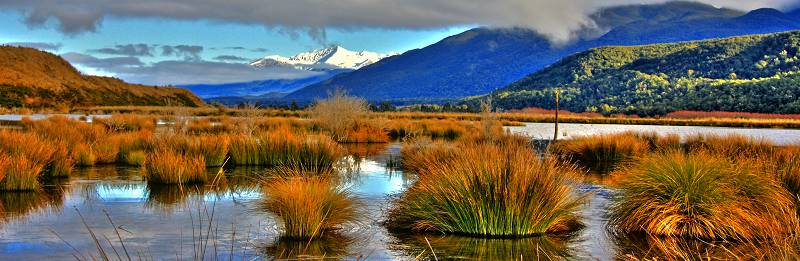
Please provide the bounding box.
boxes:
[250,46,394,70]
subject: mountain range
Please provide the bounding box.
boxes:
[185,46,393,98]
[0,46,203,108]
[487,30,800,115]
[279,2,800,103]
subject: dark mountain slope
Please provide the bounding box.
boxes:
[490,30,800,115]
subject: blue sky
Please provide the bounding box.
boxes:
[0,0,794,85]
[0,10,470,61]
[0,9,470,84]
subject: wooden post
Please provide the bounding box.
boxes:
[553,89,560,143]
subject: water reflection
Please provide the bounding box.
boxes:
[262,234,355,260]
[392,234,576,260]
[0,178,69,223]
[614,235,800,260]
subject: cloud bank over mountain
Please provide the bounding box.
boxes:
[2,0,796,43]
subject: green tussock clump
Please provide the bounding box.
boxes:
[262,173,358,239]
[551,132,651,174]
[609,152,798,241]
[389,142,584,238]
[143,148,207,185]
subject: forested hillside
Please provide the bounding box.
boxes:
[0,46,204,108]
[491,31,800,115]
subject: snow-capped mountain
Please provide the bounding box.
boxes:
[250,46,395,71]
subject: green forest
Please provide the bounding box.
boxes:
[490,30,800,115]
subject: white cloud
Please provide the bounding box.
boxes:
[1,0,796,43]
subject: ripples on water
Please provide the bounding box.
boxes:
[0,143,794,260]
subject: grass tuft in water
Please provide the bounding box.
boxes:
[609,152,798,241]
[262,169,358,239]
[143,148,207,185]
[389,142,584,237]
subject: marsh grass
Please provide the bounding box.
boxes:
[229,132,342,170]
[262,175,359,239]
[143,148,207,185]
[341,122,389,143]
[771,146,800,215]
[389,142,584,237]
[608,152,798,241]
[685,134,775,160]
[0,155,46,191]
[94,114,157,132]
[551,132,651,174]
[73,143,97,167]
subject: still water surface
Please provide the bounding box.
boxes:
[0,124,795,259]
[509,122,800,145]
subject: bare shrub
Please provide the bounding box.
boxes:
[308,90,368,141]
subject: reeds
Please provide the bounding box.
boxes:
[389,142,584,237]
[262,170,358,239]
[551,132,650,174]
[608,152,798,241]
[143,148,207,185]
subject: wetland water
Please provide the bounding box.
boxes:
[508,122,800,145]
[1,124,798,260]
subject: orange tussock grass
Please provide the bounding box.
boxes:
[608,152,798,241]
[91,137,121,164]
[262,175,358,239]
[73,143,97,167]
[0,155,46,191]
[228,131,342,169]
[386,119,475,140]
[143,148,207,185]
[551,132,651,174]
[0,153,7,185]
[770,146,800,216]
[94,114,157,132]
[685,134,775,160]
[340,123,389,143]
[389,142,584,237]
[667,110,800,120]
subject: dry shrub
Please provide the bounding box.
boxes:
[309,91,368,141]
[609,152,798,241]
[389,142,584,237]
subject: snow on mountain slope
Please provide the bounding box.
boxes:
[250,46,395,71]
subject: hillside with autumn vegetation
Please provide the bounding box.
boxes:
[0,46,204,108]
